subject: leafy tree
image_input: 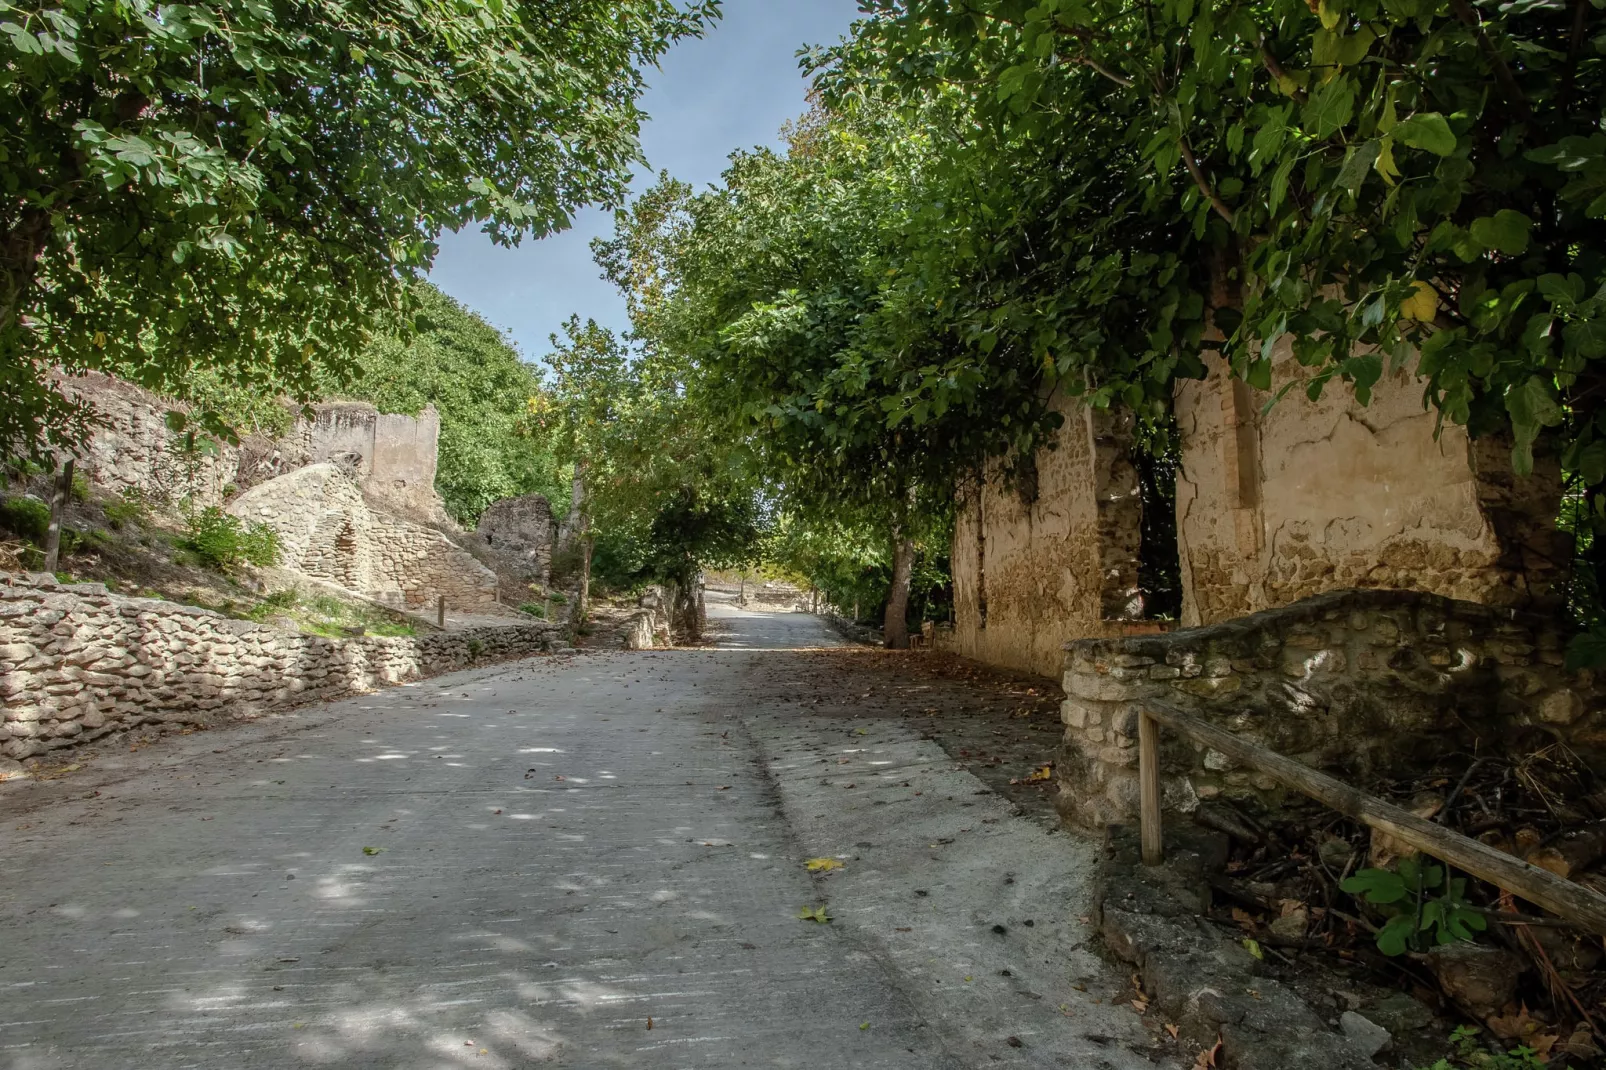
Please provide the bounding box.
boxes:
[339,282,560,525]
[604,109,1009,647]
[535,314,763,634]
[816,1,1606,640]
[1,0,716,459]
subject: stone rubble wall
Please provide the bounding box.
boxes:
[228,464,498,611]
[54,371,242,508]
[0,573,562,768]
[623,587,670,650]
[55,371,449,523]
[1056,588,1604,828]
[475,493,555,588]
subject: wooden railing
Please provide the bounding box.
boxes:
[1137,701,1606,938]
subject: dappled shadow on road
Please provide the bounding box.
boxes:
[741,647,1069,825]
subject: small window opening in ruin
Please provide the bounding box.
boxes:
[1134,427,1183,620]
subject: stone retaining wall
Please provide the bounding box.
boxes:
[1057,588,1605,828]
[0,574,561,769]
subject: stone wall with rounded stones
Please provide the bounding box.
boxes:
[0,573,562,770]
[1056,588,1605,829]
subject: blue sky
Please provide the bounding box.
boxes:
[426,0,864,362]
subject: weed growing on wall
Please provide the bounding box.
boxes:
[180,506,282,571]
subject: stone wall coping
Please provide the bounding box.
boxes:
[1063,588,1545,658]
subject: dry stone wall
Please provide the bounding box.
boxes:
[0,573,561,768]
[228,464,498,611]
[1056,588,1604,828]
[55,371,241,507]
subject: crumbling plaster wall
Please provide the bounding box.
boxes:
[237,402,447,521]
[1056,589,1604,829]
[0,573,560,768]
[55,373,449,524]
[951,396,1144,679]
[1174,348,1562,627]
[228,464,498,611]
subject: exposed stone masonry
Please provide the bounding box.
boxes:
[475,493,556,588]
[0,574,562,769]
[1056,589,1604,828]
[228,464,499,611]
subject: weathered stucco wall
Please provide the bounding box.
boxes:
[1056,589,1604,828]
[229,465,498,611]
[1175,349,1563,626]
[0,573,562,769]
[237,402,446,521]
[951,396,1144,679]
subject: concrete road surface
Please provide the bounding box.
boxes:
[0,597,1155,1069]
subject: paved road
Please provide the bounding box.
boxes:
[0,602,1153,1070]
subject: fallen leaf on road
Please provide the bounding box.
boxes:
[554,775,565,781]
[797,905,832,923]
[805,857,844,872]
[1241,938,1262,960]
[1194,1037,1222,1068]
[1131,999,1148,1013]
[362,846,383,856]
[1165,1024,1180,1039]
[646,1017,653,1030]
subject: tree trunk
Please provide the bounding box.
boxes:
[884,533,915,649]
[569,536,592,627]
[42,458,73,573]
[561,464,590,627]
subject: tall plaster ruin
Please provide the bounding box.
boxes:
[950,350,1566,679]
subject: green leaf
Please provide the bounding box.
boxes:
[1376,914,1415,956]
[1303,76,1356,138]
[1566,629,1606,670]
[1469,210,1533,255]
[1394,112,1456,156]
[1341,868,1408,904]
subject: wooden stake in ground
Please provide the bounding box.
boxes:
[437,595,446,629]
[41,458,73,573]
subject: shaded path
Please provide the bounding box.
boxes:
[0,606,1155,1069]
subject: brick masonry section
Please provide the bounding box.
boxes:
[0,573,563,768]
[1057,588,1604,828]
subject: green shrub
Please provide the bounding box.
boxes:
[103,488,150,529]
[518,602,546,618]
[180,506,282,570]
[0,496,49,543]
[69,472,89,502]
[466,638,484,659]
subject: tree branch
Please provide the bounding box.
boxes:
[1259,40,1306,104]
[1075,55,1133,87]
[1179,137,1236,225]
[1447,0,1531,117]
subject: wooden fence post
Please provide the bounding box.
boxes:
[1139,711,1163,866]
[437,595,446,629]
[42,458,74,574]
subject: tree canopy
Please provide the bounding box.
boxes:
[1,0,715,459]
[339,282,558,525]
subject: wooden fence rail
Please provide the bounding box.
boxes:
[1137,701,1606,938]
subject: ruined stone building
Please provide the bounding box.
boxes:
[950,346,1567,679]
[54,372,535,615]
